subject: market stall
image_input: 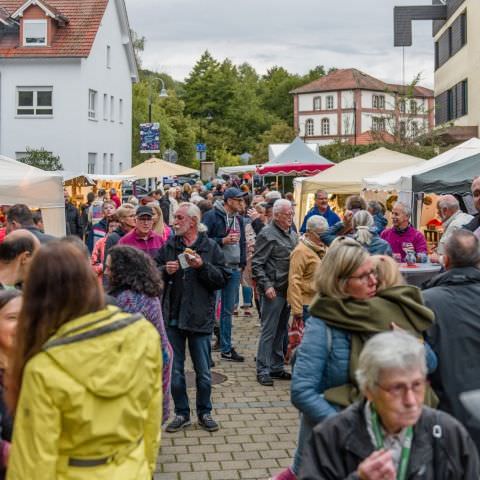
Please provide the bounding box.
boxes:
[293,147,424,227]
[0,154,65,236]
[120,157,199,180]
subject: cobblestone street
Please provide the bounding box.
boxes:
[155,312,298,480]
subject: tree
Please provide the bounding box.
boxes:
[130,29,145,69]
[251,122,296,164]
[20,147,63,170]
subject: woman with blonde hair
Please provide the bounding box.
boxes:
[372,254,404,290]
[353,210,392,256]
[147,202,172,244]
[272,237,435,480]
[6,241,163,480]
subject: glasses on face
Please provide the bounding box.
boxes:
[348,269,377,284]
[376,379,427,398]
[278,211,294,217]
[137,217,153,223]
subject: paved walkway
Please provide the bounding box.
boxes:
[154,311,298,480]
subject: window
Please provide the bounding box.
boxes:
[435,11,467,70]
[102,153,108,173]
[373,95,385,109]
[110,154,114,174]
[119,98,123,123]
[88,153,97,174]
[313,96,321,111]
[305,119,314,136]
[372,117,386,132]
[16,87,53,116]
[106,45,111,69]
[103,94,108,120]
[326,95,334,109]
[321,118,330,136]
[119,162,123,173]
[399,121,406,137]
[23,20,47,46]
[411,121,418,138]
[399,99,406,113]
[88,89,97,120]
[110,96,114,122]
[410,100,417,114]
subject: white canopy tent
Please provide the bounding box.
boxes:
[293,148,425,226]
[362,138,480,192]
[0,155,65,236]
[216,165,258,177]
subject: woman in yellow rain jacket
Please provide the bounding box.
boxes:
[6,240,163,480]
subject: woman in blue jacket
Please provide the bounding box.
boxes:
[271,237,436,480]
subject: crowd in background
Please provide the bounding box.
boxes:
[0,174,479,479]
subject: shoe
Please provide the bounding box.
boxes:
[198,413,219,432]
[240,309,252,316]
[212,340,221,352]
[270,370,292,380]
[221,348,245,362]
[240,304,253,309]
[233,310,239,316]
[257,374,274,386]
[269,467,297,480]
[166,415,191,433]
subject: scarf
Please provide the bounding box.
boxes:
[301,235,326,258]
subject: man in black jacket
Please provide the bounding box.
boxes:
[423,229,480,454]
[6,204,55,244]
[156,202,228,434]
[64,189,83,238]
[300,331,480,479]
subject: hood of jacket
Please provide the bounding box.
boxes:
[423,266,480,289]
[309,285,434,334]
[42,306,155,399]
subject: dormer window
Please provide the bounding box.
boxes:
[23,19,47,46]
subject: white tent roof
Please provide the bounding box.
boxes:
[217,165,258,176]
[0,154,65,236]
[120,157,198,178]
[268,142,317,162]
[61,172,136,185]
[294,147,425,195]
[362,138,480,192]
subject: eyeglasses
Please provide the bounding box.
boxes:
[376,379,427,398]
[348,270,377,283]
[137,217,153,222]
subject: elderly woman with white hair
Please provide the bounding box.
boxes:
[353,210,392,256]
[300,331,480,479]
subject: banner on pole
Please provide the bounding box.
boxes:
[140,123,160,153]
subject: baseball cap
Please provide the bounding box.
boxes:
[136,206,154,217]
[224,187,248,201]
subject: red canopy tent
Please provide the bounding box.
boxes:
[257,137,334,176]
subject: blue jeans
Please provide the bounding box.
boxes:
[166,326,212,418]
[241,286,253,306]
[220,268,241,353]
[292,414,313,474]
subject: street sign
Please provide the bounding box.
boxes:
[196,143,207,153]
[196,151,207,161]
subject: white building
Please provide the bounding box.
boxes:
[291,68,434,147]
[0,0,138,173]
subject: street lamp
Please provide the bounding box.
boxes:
[148,77,168,123]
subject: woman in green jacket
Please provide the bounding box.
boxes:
[6,241,163,480]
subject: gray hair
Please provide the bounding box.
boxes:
[177,202,207,232]
[272,198,292,214]
[445,229,480,268]
[437,195,459,212]
[368,200,384,215]
[353,210,374,246]
[306,215,328,233]
[265,191,282,202]
[355,331,426,393]
[394,201,411,218]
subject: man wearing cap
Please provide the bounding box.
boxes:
[118,206,168,257]
[203,187,247,362]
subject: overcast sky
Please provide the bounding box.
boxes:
[124,0,435,88]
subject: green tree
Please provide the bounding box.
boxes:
[251,122,296,164]
[20,147,63,170]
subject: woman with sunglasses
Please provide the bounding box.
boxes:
[272,238,435,480]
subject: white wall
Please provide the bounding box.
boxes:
[0,0,133,173]
[361,90,396,110]
[341,90,354,108]
[298,91,337,111]
[341,112,355,135]
[298,113,338,136]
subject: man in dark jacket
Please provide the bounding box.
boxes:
[64,189,83,238]
[300,189,340,233]
[103,204,136,260]
[203,187,247,362]
[423,229,480,453]
[464,177,480,233]
[300,331,480,480]
[6,204,55,244]
[253,199,297,386]
[156,202,228,434]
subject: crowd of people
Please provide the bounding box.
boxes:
[0,176,478,479]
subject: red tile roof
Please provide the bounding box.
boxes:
[0,0,109,58]
[291,68,433,98]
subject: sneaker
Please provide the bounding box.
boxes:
[257,374,274,386]
[270,370,292,380]
[221,348,245,362]
[269,467,297,480]
[198,413,219,432]
[240,304,253,309]
[166,415,191,433]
